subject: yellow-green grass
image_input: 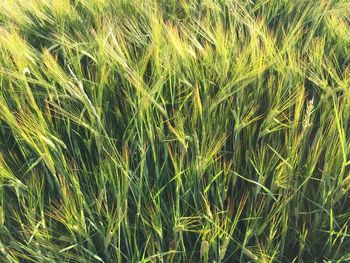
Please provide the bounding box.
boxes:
[0,0,350,262]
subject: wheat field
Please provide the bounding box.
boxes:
[0,0,350,262]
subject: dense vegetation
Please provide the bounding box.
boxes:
[0,0,350,262]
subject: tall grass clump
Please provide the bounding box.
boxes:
[0,0,350,262]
